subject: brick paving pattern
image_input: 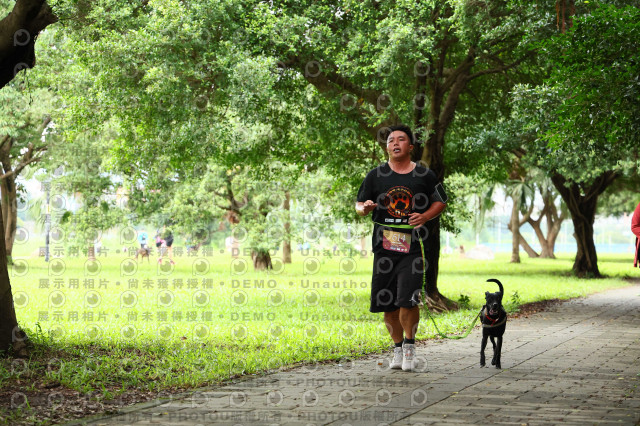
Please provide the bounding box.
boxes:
[70,285,640,425]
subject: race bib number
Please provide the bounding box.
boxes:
[382,230,410,253]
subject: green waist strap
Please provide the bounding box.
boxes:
[373,222,414,229]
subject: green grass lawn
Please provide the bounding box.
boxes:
[2,247,638,418]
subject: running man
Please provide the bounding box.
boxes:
[356,124,447,371]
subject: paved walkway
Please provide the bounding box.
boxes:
[76,285,640,425]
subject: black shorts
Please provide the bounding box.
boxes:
[165,237,174,247]
[370,252,424,313]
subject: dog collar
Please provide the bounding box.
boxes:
[482,317,506,328]
[482,308,507,328]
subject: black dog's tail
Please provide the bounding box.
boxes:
[487,278,504,295]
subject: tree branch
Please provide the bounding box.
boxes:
[281,57,389,139]
[583,170,618,202]
[0,155,41,180]
[288,56,380,106]
[438,54,474,132]
[467,51,535,81]
[0,135,10,150]
[213,202,233,211]
[441,48,475,93]
[519,201,535,227]
[0,0,58,89]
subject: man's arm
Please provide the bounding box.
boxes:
[356,200,377,216]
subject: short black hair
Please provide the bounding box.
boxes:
[386,124,415,145]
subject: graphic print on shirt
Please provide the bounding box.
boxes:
[380,186,413,253]
[381,186,413,218]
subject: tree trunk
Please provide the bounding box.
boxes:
[529,218,554,259]
[556,0,576,34]
[0,125,49,265]
[536,206,556,258]
[544,217,563,259]
[0,176,17,265]
[571,213,599,277]
[251,250,273,270]
[540,195,566,259]
[0,0,58,89]
[539,240,555,259]
[282,191,291,264]
[282,239,291,263]
[528,192,565,259]
[551,172,617,277]
[509,194,521,263]
[87,245,95,261]
[0,184,26,355]
[420,130,456,311]
[423,218,456,312]
[417,50,475,312]
[507,197,540,260]
[519,234,539,258]
[421,131,453,311]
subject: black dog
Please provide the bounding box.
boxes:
[480,278,507,369]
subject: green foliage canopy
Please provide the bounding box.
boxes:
[513,3,640,182]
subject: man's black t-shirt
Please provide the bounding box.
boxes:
[357,162,443,255]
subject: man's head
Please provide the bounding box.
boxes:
[386,124,415,161]
[386,125,415,145]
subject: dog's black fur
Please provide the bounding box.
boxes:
[480,278,507,369]
[136,247,151,263]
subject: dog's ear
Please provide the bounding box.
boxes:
[485,291,490,298]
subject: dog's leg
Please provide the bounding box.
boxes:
[480,334,488,367]
[495,336,502,369]
[490,336,497,365]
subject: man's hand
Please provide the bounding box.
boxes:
[408,202,446,227]
[408,212,428,227]
[356,200,377,216]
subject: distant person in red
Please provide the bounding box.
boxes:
[632,202,640,267]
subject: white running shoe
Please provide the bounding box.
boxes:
[390,346,403,369]
[402,343,416,371]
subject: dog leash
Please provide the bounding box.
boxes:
[423,305,481,340]
[374,222,481,340]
